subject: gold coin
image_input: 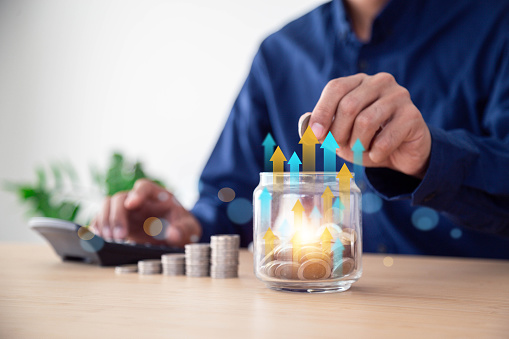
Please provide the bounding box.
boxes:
[293,245,321,262]
[274,244,293,261]
[299,251,333,268]
[332,257,355,278]
[297,259,331,280]
[274,262,300,280]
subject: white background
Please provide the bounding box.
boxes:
[0,0,325,242]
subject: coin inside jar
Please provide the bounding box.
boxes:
[263,261,282,277]
[274,245,293,261]
[274,262,300,280]
[294,245,322,262]
[298,259,331,280]
[299,251,333,268]
[332,257,355,278]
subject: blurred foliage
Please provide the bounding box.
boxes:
[4,152,165,223]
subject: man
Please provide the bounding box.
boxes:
[92,0,509,258]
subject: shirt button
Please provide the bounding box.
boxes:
[358,59,368,72]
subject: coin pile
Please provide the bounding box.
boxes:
[115,264,138,274]
[210,235,240,279]
[259,230,356,281]
[161,254,186,276]
[137,259,162,275]
[185,244,211,277]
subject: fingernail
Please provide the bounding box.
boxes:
[190,234,200,243]
[311,123,324,139]
[125,192,136,205]
[158,191,170,202]
[113,226,124,240]
[103,227,112,240]
[168,227,183,243]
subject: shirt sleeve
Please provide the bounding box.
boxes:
[365,38,509,237]
[190,47,272,247]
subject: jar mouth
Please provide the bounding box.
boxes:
[260,171,355,178]
[259,171,357,188]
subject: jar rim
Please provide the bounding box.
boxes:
[259,171,355,178]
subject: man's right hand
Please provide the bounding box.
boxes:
[90,179,202,247]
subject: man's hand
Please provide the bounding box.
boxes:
[307,72,431,178]
[90,179,202,247]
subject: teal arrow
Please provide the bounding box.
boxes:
[259,187,272,229]
[331,239,345,272]
[320,132,339,172]
[262,133,276,172]
[287,152,302,185]
[278,219,292,239]
[351,138,365,187]
[309,205,322,227]
[332,197,345,224]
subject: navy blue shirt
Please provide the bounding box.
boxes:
[191,0,509,259]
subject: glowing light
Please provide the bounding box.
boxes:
[362,192,383,214]
[411,207,439,231]
[80,236,104,253]
[77,226,94,240]
[218,187,235,202]
[450,228,462,239]
[227,198,252,224]
[143,217,163,237]
[383,256,394,267]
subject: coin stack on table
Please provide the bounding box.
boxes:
[161,254,186,276]
[115,264,138,274]
[137,259,162,275]
[210,235,240,279]
[185,244,211,277]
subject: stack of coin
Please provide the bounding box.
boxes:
[137,259,162,275]
[185,244,211,277]
[161,254,186,276]
[115,264,138,274]
[210,235,240,279]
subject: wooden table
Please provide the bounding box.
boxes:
[0,244,508,338]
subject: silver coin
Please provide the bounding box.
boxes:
[115,264,138,274]
[332,257,355,278]
[297,259,331,280]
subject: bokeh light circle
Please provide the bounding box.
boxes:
[362,192,383,214]
[383,256,394,267]
[227,198,253,224]
[80,235,105,253]
[450,228,463,239]
[77,227,94,240]
[218,187,236,202]
[411,207,439,231]
[143,217,163,237]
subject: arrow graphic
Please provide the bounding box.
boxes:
[270,146,286,188]
[320,132,340,172]
[292,199,305,231]
[331,238,345,272]
[291,230,302,262]
[310,206,322,228]
[278,219,292,239]
[332,197,345,224]
[259,187,272,230]
[351,138,365,188]
[321,227,333,254]
[322,186,334,223]
[299,126,319,171]
[287,152,301,185]
[337,163,353,227]
[262,133,276,172]
[263,227,278,257]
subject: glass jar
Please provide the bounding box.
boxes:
[253,172,362,293]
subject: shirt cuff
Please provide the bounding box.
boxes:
[365,125,468,210]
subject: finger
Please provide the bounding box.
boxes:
[345,94,398,151]
[166,215,202,247]
[89,218,99,235]
[99,197,112,240]
[109,192,129,241]
[368,113,412,164]
[309,74,365,140]
[124,179,162,209]
[331,78,383,146]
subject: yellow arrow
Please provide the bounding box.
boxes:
[299,126,319,171]
[292,199,305,231]
[263,227,278,258]
[270,146,286,188]
[291,230,301,262]
[320,226,333,254]
[322,186,334,223]
[337,163,353,226]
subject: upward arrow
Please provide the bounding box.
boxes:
[262,133,276,172]
[292,199,305,231]
[309,206,322,228]
[322,186,334,223]
[287,152,302,185]
[331,238,345,271]
[270,146,286,188]
[320,227,333,254]
[278,219,292,239]
[332,197,345,224]
[299,126,319,171]
[263,227,278,258]
[291,230,302,262]
[258,187,272,230]
[320,132,339,172]
[351,138,365,189]
[337,164,353,227]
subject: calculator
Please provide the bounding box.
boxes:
[29,217,183,266]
